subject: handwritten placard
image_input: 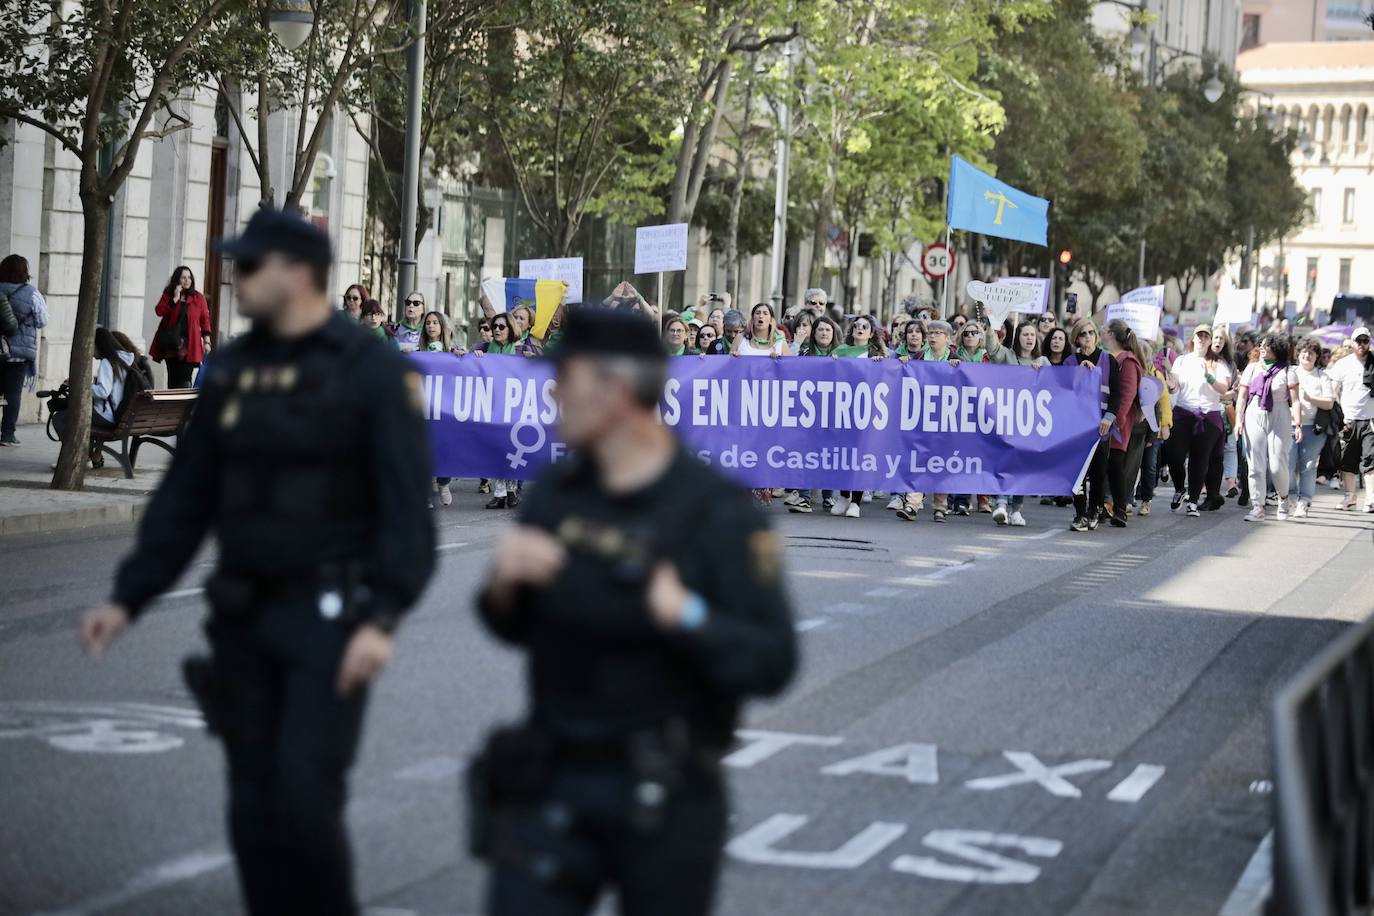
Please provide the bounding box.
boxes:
[634,223,690,274]
[519,257,584,304]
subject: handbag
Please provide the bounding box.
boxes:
[154,298,190,357]
[1313,403,1341,437]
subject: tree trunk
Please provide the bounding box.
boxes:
[257,69,274,205]
[51,193,108,491]
[808,177,835,288]
[725,166,745,297]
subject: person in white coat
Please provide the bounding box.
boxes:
[1235,334,1300,522]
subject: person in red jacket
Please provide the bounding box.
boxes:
[151,265,212,387]
[1103,318,1143,528]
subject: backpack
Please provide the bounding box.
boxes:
[112,356,155,423]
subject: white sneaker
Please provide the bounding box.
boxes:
[438,484,453,507]
[1275,501,1288,521]
[1244,507,1265,522]
[992,505,1009,526]
[783,490,802,507]
[1009,511,1026,527]
[830,498,848,517]
[861,492,873,504]
[886,495,903,510]
[845,501,861,518]
[1293,500,1309,518]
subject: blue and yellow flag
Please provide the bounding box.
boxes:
[946,156,1050,247]
[481,277,567,340]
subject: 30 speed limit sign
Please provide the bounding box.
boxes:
[922,243,954,279]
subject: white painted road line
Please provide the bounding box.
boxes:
[865,587,905,598]
[437,541,469,552]
[159,587,205,601]
[795,618,828,633]
[1218,830,1273,916]
[1105,764,1166,802]
[30,847,232,916]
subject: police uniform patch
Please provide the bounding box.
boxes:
[748,530,781,583]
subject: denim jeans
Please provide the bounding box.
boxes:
[1,359,27,436]
[1289,423,1326,504]
[994,495,1024,510]
[1136,437,1162,502]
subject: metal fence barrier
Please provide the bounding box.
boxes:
[1271,612,1374,916]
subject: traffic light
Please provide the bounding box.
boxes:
[1058,249,1073,266]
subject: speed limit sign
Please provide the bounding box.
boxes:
[922,243,953,279]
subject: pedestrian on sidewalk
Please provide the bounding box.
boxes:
[1067,318,1119,531]
[80,207,436,916]
[1236,334,1300,522]
[1330,327,1374,512]
[150,266,212,388]
[0,255,48,447]
[1166,325,1231,519]
[1290,337,1335,517]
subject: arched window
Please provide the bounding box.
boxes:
[1340,104,1353,145]
[1358,105,1370,145]
[1322,105,1335,144]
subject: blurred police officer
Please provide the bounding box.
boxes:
[80,208,436,916]
[472,308,797,916]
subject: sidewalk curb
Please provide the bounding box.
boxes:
[0,500,147,536]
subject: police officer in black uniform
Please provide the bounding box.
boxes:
[471,308,797,916]
[80,208,435,916]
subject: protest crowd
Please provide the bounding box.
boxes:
[348,277,1374,530]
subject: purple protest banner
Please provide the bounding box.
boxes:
[412,352,1103,494]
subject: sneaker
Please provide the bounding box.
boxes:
[1266,494,1280,507]
[830,498,848,517]
[1087,515,1100,531]
[788,498,813,514]
[438,484,453,507]
[1236,495,1251,508]
[992,505,1009,526]
[1226,483,1239,498]
[932,509,947,523]
[1124,503,1134,516]
[507,492,521,509]
[1139,500,1152,517]
[823,497,837,513]
[1109,512,1128,528]
[783,490,803,508]
[1186,502,1200,518]
[0,432,17,447]
[845,501,861,519]
[771,488,785,498]
[1330,478,1343,490]
[1341,494,1358,511]
[478,479,491,494]
[1365,505,1374,514]
[1293,500,1309,518]
[954,505,971,517]
[1039,497,1054,506]
[1244,507,1265,522]
[1009,511,1026,527]
[1171,492,1184,512]
[485,496,507,510]
[861,492,873,504]
[896,504,919,522]
[1070,516,1089,532]
[886,495,903,510]
[1276,502,1289,521]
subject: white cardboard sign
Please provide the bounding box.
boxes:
[634,223,689,274]
[1106,301,1162,342]
[518,257,584,304]
[966,280,1039,328]
[995,278,1051,314]
[1214,287,1257,327]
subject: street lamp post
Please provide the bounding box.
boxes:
[769,41,794,308]
[396,0,427,302]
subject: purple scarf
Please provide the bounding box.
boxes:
[1251,363,1284,412]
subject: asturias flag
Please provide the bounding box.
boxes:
[481,277,567,340]
[946,155,1050,247]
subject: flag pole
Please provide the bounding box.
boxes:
[942,225,952,317]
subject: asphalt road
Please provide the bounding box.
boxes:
[2,484,1372,916]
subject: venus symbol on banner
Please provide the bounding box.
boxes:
[966,280,1038,328]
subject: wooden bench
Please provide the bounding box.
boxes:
[91,389,198,479]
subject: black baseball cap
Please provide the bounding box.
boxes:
[546,306,664,365]
[217,206,332,268]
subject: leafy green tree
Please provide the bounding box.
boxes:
[477,0,687,256]
[0,0,251,489]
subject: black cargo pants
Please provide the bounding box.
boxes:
[207,599,368,916]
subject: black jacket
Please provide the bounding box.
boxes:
[114,311,435,627]
[478,446,797,748]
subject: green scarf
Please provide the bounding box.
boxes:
[923,345,952,362]
[833,344,873,359]
[490,340,517,355]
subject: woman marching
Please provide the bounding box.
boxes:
[786,315,845,515]
[1066,318,1121,532]
[987,321,1048,527]
[150,265,212,388]
[1165,325,1232,518]
[1290,337,1335,517]
[732,303,788,507]
[1101,320,1144,528]
[418,310,464,508]
[1235,334,1300,522]
[830,315,885,518]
